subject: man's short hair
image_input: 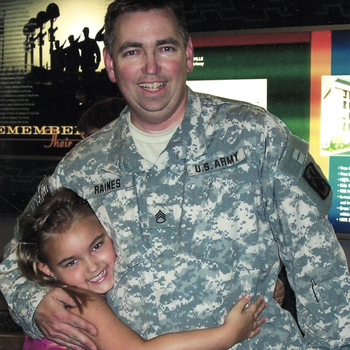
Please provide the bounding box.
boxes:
[104,0,189,55]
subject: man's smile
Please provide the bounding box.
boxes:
[139,82,167,91]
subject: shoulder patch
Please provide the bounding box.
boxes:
[279,135,332,216]
[303,162,331,201]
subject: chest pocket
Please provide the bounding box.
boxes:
[184,149,263,269]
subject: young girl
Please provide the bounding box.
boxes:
[17,187,267,350]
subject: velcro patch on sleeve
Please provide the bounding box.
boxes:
[303,162,331,201]
[279,135,332,216]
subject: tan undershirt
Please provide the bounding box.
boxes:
[127,115,179,164]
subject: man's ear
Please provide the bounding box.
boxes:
[38,262,56,279]
[186,38,194,74]
[103,47,117,83]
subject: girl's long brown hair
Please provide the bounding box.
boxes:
[17,187,95,312]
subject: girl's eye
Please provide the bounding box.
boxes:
[92,242,103,252]
[66,259,78,268]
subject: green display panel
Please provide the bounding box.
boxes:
[188,43,311,141]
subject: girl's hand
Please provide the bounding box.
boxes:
[222,295,267,345]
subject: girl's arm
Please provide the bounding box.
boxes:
[69,291,267,350]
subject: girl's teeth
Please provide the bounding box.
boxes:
[89,269,106,282]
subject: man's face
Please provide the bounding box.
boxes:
[104,8,193,132]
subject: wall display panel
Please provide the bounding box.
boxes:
[0,0,117,215]
[188,38,311,142]
[318,31,350,238]
[186,79,267,109]
[306,30,350,238]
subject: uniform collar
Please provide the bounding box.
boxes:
[181,87,208,162]
[102,88,209,174]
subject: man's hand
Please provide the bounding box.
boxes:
[35,288,98,350]
[273,278,285,306]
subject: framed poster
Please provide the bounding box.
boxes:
[0,0,120,215]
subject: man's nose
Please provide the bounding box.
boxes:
[143,53,159,75]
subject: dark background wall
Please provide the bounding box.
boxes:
[184,0,350,33]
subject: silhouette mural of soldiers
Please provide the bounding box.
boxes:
[78,27,101,81]
[50,40,65,82]
[64,34,81,80]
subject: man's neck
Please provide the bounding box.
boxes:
[130,115,183,134]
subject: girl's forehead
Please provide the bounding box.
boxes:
[51,216,104,244]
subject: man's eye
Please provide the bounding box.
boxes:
[125,50,137,56]
[161,46,174,52]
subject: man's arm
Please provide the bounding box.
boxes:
[0,238,50,338]
[263,130,350,348]
[35,288,98,350]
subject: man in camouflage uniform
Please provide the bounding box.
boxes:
[1,0,350,349]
